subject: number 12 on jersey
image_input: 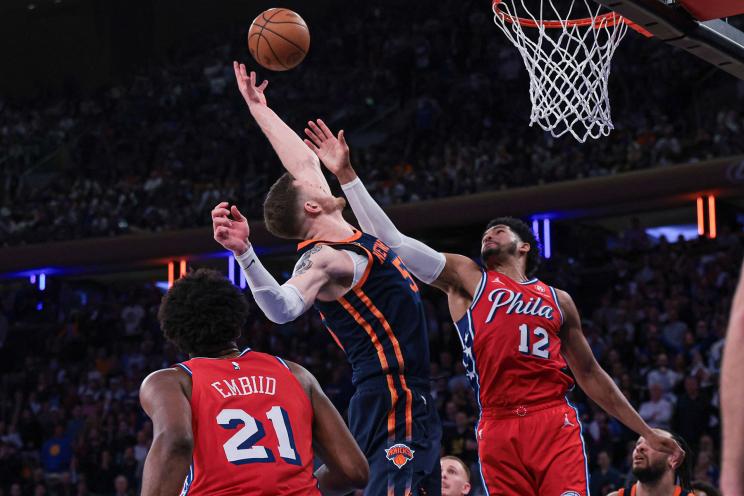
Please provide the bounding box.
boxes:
[217,406,301,466]
[518,324,550,359]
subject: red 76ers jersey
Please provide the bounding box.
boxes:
[175,349,320,496]
[454,271,574,411]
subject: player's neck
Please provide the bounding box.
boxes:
[304,215,355,242]
[636,472,677,496]
[489,260,529,282]
[190,343,240,359]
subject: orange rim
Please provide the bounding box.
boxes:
[492,0,647,32]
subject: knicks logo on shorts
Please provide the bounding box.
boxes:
[385,443,415,469]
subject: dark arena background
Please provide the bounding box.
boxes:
[1,0,743,495]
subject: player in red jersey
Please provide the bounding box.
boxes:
[139,269,368,496]
[303,121,685,496]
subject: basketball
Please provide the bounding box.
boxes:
[248,8,310,71]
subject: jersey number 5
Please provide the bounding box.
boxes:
[217,407,300,465]
[518,324,550,359]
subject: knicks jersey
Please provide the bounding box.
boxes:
[618,484,692,496]
[297,231,430,386]
[175,349,319,496]
[455,271,574,411]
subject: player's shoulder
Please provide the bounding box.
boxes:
[141,366,189,388]
[297,243,343,266]
[548,285,574,305]
[281,360,316,398]
[606,491,620,496]
[440,253,484,293]
[139,367,190,399]
[295,243,355,277]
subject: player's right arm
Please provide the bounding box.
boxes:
[139,368,194,496]
[721,260,744,495]
[212,202,355,324]
[303,119,483,315]
[285,361,369,495]
[233,62,331,194]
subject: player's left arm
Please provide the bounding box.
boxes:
[557,289,685,464]
[233,62,331,193]
[139,368,193,496]
[213,202,354,324]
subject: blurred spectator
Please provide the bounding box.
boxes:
[40,425,72,475]
[691,480,721,496]
[674,376,712,452]
[442,412,478,467]
[639,383,673,430]
[590,450,624,495]
[647,353,681,398]
[113,475,133,496]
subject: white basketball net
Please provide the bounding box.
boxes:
[492,0,629,142]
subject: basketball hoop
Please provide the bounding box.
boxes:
[492,0,650,142]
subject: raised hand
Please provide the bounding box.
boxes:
[233,61,268,108]
[212,202,250,255]
[303,119,351,177]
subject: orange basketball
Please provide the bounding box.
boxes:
[248,8,310,71]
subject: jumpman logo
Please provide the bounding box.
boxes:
[562,413,575,428]
[492,276,503,284]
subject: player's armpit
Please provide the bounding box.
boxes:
[555,289,598,378]
[286,362,369,494]
[434,254,484,322]
[434,253,482,294]
[140,368,193,496]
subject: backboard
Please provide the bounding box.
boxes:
[594,0,744,79]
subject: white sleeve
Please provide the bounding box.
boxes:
[236,246,307,325]
[341,177,446,284]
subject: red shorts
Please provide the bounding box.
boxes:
[477,399,589,496]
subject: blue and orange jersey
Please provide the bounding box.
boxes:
[297,231,431,387]
[618,484,692,496]
[175,349,319,496]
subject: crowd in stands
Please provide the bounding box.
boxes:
[2,0,744,246]
[0,221,740,495]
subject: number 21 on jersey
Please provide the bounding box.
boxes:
[217,406,300,465]
[518,324,550,359]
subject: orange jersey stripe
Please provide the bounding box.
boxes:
[318,312,345,351]
[354,288,414,441]
[338,296,399,441]
[297,230,362,251]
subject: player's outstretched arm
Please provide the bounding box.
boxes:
[557,289,685,465]
[721,260,744,495]
[233,62,331,193]
[286,362,369,495]
[212,202,355,323]
[140,369,193,496]
[304,119,482,301]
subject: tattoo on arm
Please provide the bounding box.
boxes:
[295,245,323,276]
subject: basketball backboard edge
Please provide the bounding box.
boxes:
[594,0,744,80]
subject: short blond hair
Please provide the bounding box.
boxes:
[441,455,470,481]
